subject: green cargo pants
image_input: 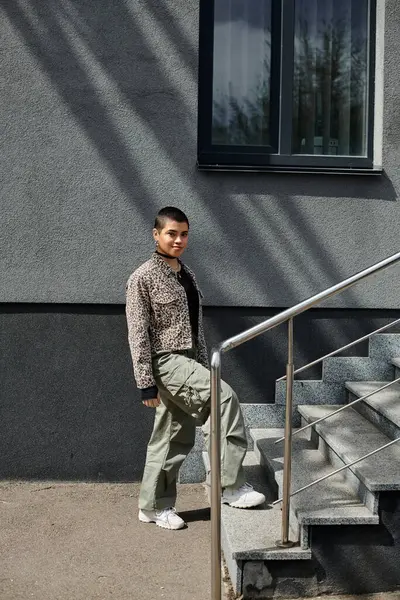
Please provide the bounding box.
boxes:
[138,350,247,511]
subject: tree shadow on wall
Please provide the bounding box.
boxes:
[2,1,399,482]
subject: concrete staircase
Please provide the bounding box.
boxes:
[214,334,400,599]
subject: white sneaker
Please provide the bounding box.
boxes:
[138,507,185,530]
[222,483,266,508]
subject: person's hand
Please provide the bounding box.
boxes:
[142,394,161,408]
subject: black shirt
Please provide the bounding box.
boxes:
[176,265,199,342]
[141,264,200,402]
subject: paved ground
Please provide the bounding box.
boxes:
[0,481,211,600]
[1,481,400,600]
[302,597,400,600]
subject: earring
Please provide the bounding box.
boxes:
[155,240,159,246]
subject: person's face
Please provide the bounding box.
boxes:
[153,219,189,258]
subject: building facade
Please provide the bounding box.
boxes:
[1,0,399,481]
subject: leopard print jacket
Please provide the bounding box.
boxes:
[125,252,209,389]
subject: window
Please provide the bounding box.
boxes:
[198,0,378,172]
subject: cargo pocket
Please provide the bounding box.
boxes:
[156,354,211,417]
[154,353,196,392]
[180,383,202,409]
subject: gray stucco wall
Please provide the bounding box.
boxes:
[1,0,399,308]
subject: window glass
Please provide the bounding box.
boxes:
[292,0,369,156]
[212,0,273,146]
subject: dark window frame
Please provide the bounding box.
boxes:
[197,0,378,173]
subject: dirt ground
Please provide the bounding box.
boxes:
[1,480,400,600]
[0,481,211,600]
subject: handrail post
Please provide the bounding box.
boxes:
[278,318,295,547]
[211,349,222,600]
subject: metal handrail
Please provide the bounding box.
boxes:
[210,250,400,600]
[276,317,400,382]
[272,435,400,506]
[274,376,400,445]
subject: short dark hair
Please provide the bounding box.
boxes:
[154,207,189,231]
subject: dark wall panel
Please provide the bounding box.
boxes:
[1,306,399,480]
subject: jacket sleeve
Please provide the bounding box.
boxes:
[125,273,157,390]
[197,305,210,369]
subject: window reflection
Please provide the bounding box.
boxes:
[212,0,272,146]
[292,0,369,156]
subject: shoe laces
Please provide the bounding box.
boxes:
[156,507,176,518]
[237,482,254,493]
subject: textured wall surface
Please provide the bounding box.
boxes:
[1,307,399,480]
[0,307,153,480]
[0,0,399,307]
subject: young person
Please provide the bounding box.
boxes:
[125,207,265,530]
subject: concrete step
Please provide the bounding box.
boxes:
[322,357,394,383]
[202,451,311,595]
[241,403,297,450]
[180,404,289,483]
[369,333,400,360]
[346,380,400,441]
[275,380,345,406]
[298,405,400,492]
[393,356,400,377]
[251,428,377,548]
